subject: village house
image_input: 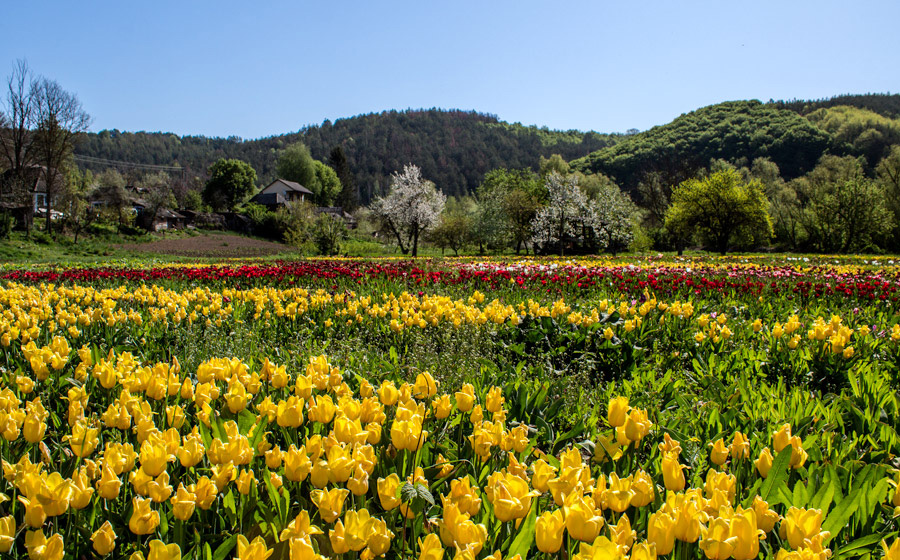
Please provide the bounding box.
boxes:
[249,179,313,210]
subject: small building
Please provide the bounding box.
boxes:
[249,179,313,210]
[314,206,357,229]
[137,208,187,232]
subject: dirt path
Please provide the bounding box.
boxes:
[115,233,298,258]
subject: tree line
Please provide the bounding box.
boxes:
[74,109,618,206]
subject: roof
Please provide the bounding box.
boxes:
[263,178,313,195]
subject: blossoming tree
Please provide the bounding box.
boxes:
[371,164,445,256]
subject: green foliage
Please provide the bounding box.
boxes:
[806,105,900,166]
[573,101,831,192]
[476,168,544,254]
[313,160,341,206]
[428,197,476,256]
[665,168,773,254]
[276,142,317,194]
[796,156,892,253]
[772,93,900,119]
[202,158,257,211]
[311,213,348,256]
[329,145,357,211]
[0,211,13,239]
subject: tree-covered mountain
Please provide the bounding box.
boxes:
[75,109,617,204]
[570,101,832,194]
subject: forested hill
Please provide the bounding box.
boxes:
[75,109,617,203]
[571,100,853,193]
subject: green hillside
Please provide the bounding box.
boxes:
[570,100,831,193]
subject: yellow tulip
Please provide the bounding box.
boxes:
[730,506,766,560]
[731,431,751,460]
[608,396,629,427]
[662,451,686,491]
[604,472,634,513]
[277,397,305,428]
[67,420,99,458]
[284,445,312,482]
[564,495,605,542]
[419,533,444,560]
[455,384,475,412]
[630,470,655,507]
[378,381,399,406]
[25,529,65,560]
[631,542,657,560]
[535,509,566,553]
[443,476,482,516]
[531,459,557,493]
[699,517,738,560]
[171,484,196,521]
[311,487,349,524]
[882,539,900,560]
[752,496,781,533]
[236,469,256,496]
[129,496,160,535]
[610,513,636,551]
[432,394,452,419]
[488,472,538,522]
[330,521,350,554]
[367,517,394,556]
[0,516,13,553]
[348,465,370,496]
[18,496,47,528]
[709,438,730,466]
[485,386,504,413]
[148,540,182,560]
[413,371,438,399]
[773,424,792,453]
[573,536,624,560]
[755,447,774,478]
[235,535,273,560]
[288,536,318,560]
[191,476,218,510]
[779,508,829,550]
[92,521,117,556]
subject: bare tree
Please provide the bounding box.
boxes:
[0,60,40,216]
[33,77,91,235]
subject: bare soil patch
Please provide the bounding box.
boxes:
[115,233,296,258]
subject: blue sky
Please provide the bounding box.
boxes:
[3,1,898,138]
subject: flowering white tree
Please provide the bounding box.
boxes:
[589,180,638,254]
[371,164,445,256]
[530,172,594,255]
[530,171,637,255]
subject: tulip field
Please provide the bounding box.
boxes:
[0,254,899,560]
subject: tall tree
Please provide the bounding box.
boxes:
[370,164,445,257]
[276,142,317,191]
[329,145,357,211]
[797,155,892,253]
[60,165,96,244]
[32,76,91,234]
[202,158,257,211]
[0,60,39,213]
[665,168,772,255]
[313,160,341,206]
[530,172,592,256]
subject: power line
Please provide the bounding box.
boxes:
[73,154,185,173]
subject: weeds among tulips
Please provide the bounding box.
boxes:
[0,256,898,559]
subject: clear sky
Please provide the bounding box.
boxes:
[3,0,898,139]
